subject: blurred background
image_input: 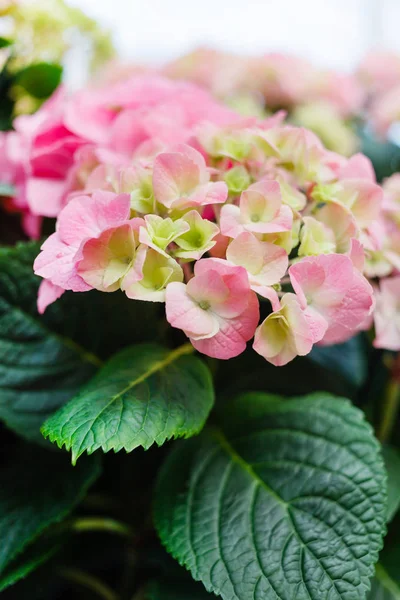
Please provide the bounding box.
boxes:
[64,0,400,79]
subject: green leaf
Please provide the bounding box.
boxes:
[0,242,160,444]
[309,334,369,391]
[0,38,12,49]
[358,126,400,181]
[0,445,100,590]
[42,343,214,464]
[382,446,400,522]
[368,564,400,600]
[148,577,214,600]
[216,347,359,400]
[0,536,61,593]
[15,63,62,99]
[0,242,98,443]
[155,393,387,600]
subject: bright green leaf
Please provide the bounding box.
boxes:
[0,38,12,49]
[15,63,62,99]
[368,564,400,600]
[0,445,100,590]
[0,242,159,444]
[382,446,400,522]
[155,393,387,600]
[42,343,214,464]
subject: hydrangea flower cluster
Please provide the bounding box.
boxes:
[0,75,236,237]
[164,48,400,144]
[164,49,364,155]
[22,73,399,366]
[358,51,400,137]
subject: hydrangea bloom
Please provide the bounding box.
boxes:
[0,75,236,236]
[21,73,399,364]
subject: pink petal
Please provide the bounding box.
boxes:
[34,233,91,292]
[152,151,201,207]
[37,280,64,314]
[289,254,353,309]
[166,282,219,339]
[226,231,288,286]
[57,191,130,247]
[219,204,243,238]
[348,238,365,272]
[339,153,376,182]
[187,270,229,306]
[26,177,66,217]
[319,270,374,345]
[77,220,142,292]
[192,291,259,359]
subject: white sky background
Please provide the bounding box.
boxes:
[65,0,400,76]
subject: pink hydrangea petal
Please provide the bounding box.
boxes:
[192,291,259,359]
[303,306,328,343]
[152,151,201,207]
[340,153,376,182]
[166,282,219,339]
[348,238,365,271]
[37,280,65,314]
[219,204,243,238]
[341,179,383,228]
[187,270,229,305]
[22,212,42,240]
[26,177,66,217]
[240,180,282,223]
[373,277,400,351]
[191,259,252,318]
[245,204,293,234]
[57,191,130,247]
[253,293,315,366]
[252,285,281,311]
[319,270,374,344]
[289,254,352,309]
[77,221,142,292]
[187,181,228,206]
[34,233,91,292]
[226,231,288,286]
[315,201,358,253]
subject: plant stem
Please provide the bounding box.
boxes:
[58,567,120,600]
[69,517,133,538]
[378,378,400,443]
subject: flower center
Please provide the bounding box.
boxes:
[251,214,260,223]
[198,300,210,311]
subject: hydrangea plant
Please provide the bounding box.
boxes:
[0,65,399,600]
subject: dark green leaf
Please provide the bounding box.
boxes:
[0,241,160,444]
[309,334,369,391]
[0,536,61,593]
[148,577,214,600]
[368,564,400,600]
[155,393,387,600]
[0,445,100,590]
[0,64,15,131]
[358,126,400,181]
[15,63,62,99]
[216,347,359,400]
[42,343,214,464]
[382,446,400,522]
